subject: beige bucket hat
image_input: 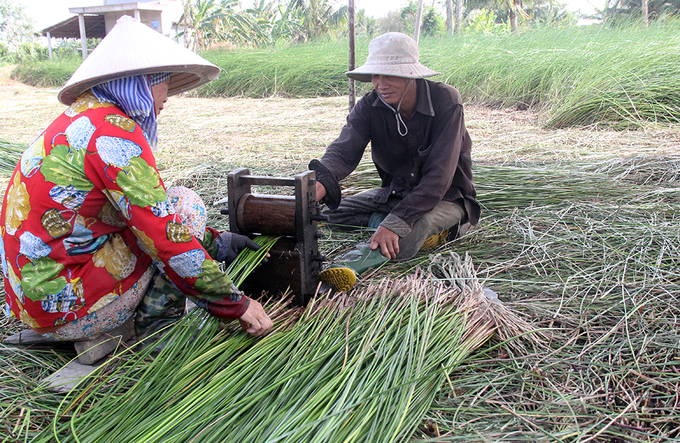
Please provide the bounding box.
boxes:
[346,32,440,83]
[58,15,220,105]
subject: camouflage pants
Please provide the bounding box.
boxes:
[44,267,154,341]
[135,186,211,337]
[133,266,188,338]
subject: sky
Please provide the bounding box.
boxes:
[20,0,600,32]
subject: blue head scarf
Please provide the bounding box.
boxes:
[91,72,172,150]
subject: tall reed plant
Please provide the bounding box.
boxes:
[11,24,680,127]
[422,23,680,127]
[199,39,369,98]
[10,59,82,88]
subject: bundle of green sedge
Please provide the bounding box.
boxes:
[41,251,538,443]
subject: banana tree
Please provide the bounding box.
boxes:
[247,0,305,42]
[218,0,270,47]
[467,0,532,31]
[284,0,348,41]
[178,0,269,50]
[178,0,222,51]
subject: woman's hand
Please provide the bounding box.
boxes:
[238,299,273,336]
[215,232,261,262]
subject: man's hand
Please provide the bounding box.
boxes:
[238,299,273,336]
[315,181,327,201]
[370,226,400,260]
[215,232,260,262]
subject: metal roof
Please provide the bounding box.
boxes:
[69,2,165,14]
[38,3,168,39]
[39,15,107,39]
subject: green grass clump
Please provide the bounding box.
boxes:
[10,59,82,88]
[421,23,680,127]
[10,23,680,127]
[197,23,680,127]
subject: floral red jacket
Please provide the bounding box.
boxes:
[1,92,247,329]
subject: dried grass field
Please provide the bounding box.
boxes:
[1,67,680,441]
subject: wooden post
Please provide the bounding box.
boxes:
[78,14,88,59]
[348,0,356,111]
[414,0,424,42]
[46,31,53,61]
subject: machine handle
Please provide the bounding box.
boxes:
[220,209,229,215]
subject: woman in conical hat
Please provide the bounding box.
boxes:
[1,16,272,361]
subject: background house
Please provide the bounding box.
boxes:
[39,0,183,59]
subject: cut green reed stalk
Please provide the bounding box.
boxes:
[341,158,680,216]
[40,259,505,443]
[0,339,69,442]
[413,184,680,441]
[225,235,281,286]
[0,139,24,175]
[334,155,679,440]
[37,298,298,443]
[580,155,680,186]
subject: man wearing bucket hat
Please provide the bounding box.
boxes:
[310,32,480,292]
[1,16,273,365]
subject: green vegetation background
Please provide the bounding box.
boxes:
[10,23,680,128]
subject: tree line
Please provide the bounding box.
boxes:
[0,0,677,62]
[175,0,678,50]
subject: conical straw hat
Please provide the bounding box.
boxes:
[58,15,220,105]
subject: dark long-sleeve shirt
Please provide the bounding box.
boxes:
[320,79,480,236]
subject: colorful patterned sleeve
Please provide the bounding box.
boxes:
[82,110,248,320]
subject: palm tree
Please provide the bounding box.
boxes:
[498,0,529,31]
[356,8,377,37]
[508,0,522,31]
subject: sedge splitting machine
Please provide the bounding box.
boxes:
[218,168,327,305]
